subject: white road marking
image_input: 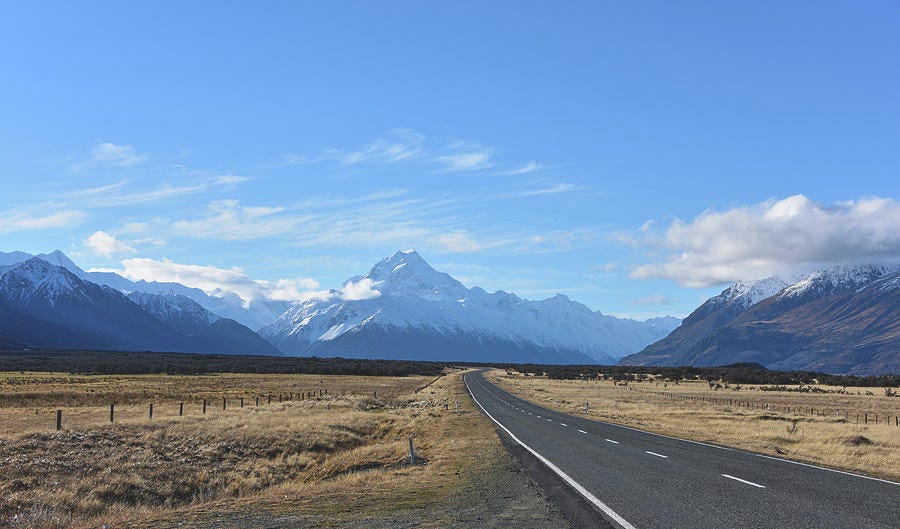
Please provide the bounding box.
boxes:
[529,412,533,415]
[605,439,619,444]
[546,418,553,422]
[646,451,668,459]
[560,423,568,427]
[578,429,588,434]
[722,474,766,489]
[465,375,638,529]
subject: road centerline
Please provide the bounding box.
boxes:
[646,451,668,459]
[722,474,766,489]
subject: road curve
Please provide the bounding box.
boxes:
[464,370,899,529]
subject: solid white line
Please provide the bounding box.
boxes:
[646,451,668,459]
[464,375,638,529]
[722,474,766,489]
[605,439,619,444]
[477,373,900,487]
[560,423,568,427]
[578,429,588,434]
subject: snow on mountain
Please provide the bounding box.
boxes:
[0,250,285,331]
[620,263,900,374]
[262,249,679,364]
[0,257,281,355]
[778,264,900,300]
[128,292,221,326]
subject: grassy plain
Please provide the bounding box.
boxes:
[488,369,900,482]
[0,370,566,529]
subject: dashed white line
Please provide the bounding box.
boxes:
[560,423,568,427]
[465,375,638,529]
[722,474,766,489]
[605,439,619,444]
[578,429,588,434]
[546,418,553,422]
[645,451,668,459]
[536,415,542,418]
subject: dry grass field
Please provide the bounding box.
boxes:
[488,369,900,482]
[0,370,566,529]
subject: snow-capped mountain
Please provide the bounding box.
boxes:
[0,251,287,330]
[262,249,679,364]
[0,258,280,355]
[620,264,900,374]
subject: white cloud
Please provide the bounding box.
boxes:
[83,230,137,257]
[629,195,900,287]
[504,161,544,175]
[0,209,87,233]
[90,142,149,167]
[339,278,381,300]
[98,257,325,303]
[434,150,494,172]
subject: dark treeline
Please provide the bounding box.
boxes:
[483,362,900,388]
[1,350,896,387]
[0,350,446,377]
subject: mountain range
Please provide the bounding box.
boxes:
[261,249,679,363]
[620,264,900,375]
[0,249,678,364]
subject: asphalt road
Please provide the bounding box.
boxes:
[464,370,900,529]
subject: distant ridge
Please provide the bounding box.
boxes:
[620,264,900,375]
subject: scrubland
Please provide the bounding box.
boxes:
[488,369,900,481]
[0,370,565,528]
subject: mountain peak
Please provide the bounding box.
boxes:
[35,250,85,276]
[367,248,436,281]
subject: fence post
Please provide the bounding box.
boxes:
[223,397,227,410]
[110,403,115,423]
[149,402,153,419]
[268,395,272,405]
[56,409,62,431]
[456,398,459,415]
[240,397,244,408]
[203,399,207,414]
[256,396,259,406]
[409,437,416,465]
[179,402,183,416]
[585,401,589,414]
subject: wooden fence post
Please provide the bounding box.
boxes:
[56,409,62,431]
[149,403,153,419]
[110,403,115,423]
[409,437,416,465]
[203,399,207,414]
[179,402,183,416]
[223,397,227,410]
[256,396,259,406]
[240,397,244,408]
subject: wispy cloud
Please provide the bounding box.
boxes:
[508,183,582,198]
[281,129,425,167]
[503,161,544,175]
[0,209,87,233]
[627,195,900,287]
[86,142,150,168]
[434,150,494,172]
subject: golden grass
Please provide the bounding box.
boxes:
[1,369,553,529]
[488,369,900,481]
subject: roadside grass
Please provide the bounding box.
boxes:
[0,370,565,529]
[488,369,900,482]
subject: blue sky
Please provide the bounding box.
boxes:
[1,1,898,318]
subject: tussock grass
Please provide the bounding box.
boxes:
[1,369,556,529]
[490,370,900,481]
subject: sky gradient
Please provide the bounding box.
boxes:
[2,1,899,319]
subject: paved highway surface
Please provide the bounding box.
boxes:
[464,370,899,529]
